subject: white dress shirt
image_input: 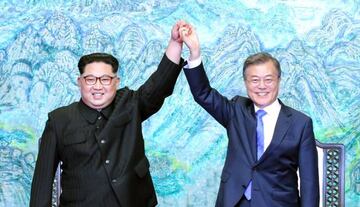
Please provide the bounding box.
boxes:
[254,100,281,152]
[184,56,202,69]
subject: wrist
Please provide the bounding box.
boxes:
[168,39,183,52]
[169,38,182,46]
[166,39,183,64]
[189,48,200,61]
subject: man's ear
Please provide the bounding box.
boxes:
[115,77,120,87]
[77,77,81,87]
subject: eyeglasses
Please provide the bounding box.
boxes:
[82,75,117,85]
[246,76,278,86]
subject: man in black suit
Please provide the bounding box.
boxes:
[30,21,186,207]
[179,24,319,207]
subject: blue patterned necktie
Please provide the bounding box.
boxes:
[244,109,267,200]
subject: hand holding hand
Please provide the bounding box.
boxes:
[171,20,187,43]
[166,20,187,64]
[179,23,201,61]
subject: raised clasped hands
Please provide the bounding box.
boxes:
[171,20,187,43]
[178,21,201,61]
[167,20,201,63]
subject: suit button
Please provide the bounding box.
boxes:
[96,125,100,129]
[105,160,110,164]
[98,116,102,120]
[112,179,117,183]
[100,139,106,144]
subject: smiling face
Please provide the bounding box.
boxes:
[77,62,119,110]
[244,60,280,108]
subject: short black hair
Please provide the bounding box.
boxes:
[242,52,281,80]
[78,53,119,74]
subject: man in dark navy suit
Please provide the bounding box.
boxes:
[179,24,319,207]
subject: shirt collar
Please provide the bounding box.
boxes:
[78,99,114,124]
[254,99,281,116]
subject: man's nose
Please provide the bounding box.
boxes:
[258,79,266,88]
[93,79,103,89]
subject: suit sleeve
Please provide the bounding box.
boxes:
[137,54,182,120]
[298,118,320,207]
[183,63,233,127]
[30,117,59,207]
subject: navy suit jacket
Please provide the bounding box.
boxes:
[184,63,319,207]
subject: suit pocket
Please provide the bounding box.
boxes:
[62,128,91,161]
[271,189,299,203]
[112,157,156,206]
[134,157,150,178]
[63,131,87,146]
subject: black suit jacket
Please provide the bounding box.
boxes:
[184,63,319,207]
[30,54,182,207]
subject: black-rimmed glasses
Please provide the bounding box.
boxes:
[82,75,117,85]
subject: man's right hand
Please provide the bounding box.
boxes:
[166,20,187,64]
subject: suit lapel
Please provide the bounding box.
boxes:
[245,101,257,163]
[255,103,292,165]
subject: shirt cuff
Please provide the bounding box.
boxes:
[184,56,202,69]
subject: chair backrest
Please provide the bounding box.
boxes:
[44,139,345,207]
[316,140,345,207]
[52,165,61,207]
